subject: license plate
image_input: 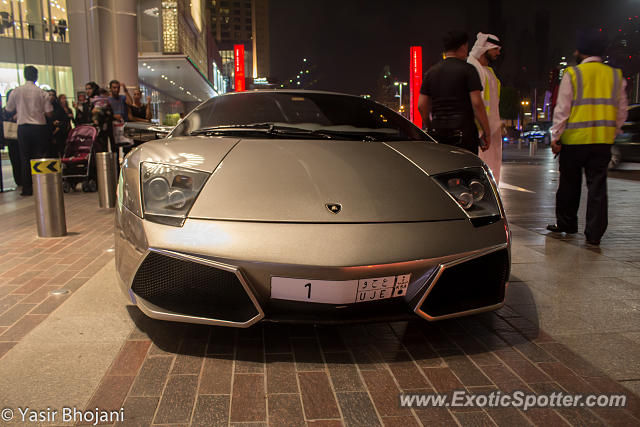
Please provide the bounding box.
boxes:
[271,274,411,304]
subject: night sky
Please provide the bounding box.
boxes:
[269,0,638,95]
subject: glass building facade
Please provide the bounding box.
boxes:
[0,0,73,104]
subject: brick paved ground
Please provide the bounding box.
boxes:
[1,145,640,426]
[93,309,640,426]
[0,190,114,356]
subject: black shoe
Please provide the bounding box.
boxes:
[585,237,601,246]
[546,224,577,234]
[20,190,33,196]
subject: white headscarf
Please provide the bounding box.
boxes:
[470,32,501,60]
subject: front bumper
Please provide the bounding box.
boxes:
[115,206,510,327]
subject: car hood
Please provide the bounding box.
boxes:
[135,137,483,223]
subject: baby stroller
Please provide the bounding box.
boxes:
[61,124,104,192]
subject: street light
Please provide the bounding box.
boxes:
[394,81,408,113]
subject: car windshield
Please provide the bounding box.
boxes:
[170,92,430,142]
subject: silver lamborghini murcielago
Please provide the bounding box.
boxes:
[115,90,510,327]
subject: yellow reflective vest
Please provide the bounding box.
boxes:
[562,62,622,145]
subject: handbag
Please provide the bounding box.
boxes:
[112,120,133,146]
[3,121,18,140]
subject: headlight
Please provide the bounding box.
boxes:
[141,162,210,226]
[433,167,501,222]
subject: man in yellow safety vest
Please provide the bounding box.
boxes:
[547,29,628,245]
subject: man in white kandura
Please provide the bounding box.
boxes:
[468,32,503,183]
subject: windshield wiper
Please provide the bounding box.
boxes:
[190,123,335,139]
[308,129,383,141]
[189,123,275,135]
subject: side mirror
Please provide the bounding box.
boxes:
[124,122,172,142]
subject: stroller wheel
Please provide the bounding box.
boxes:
[81,181,89,192]
[88,180,98,192]
[62,182,72,193]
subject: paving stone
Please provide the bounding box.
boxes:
[298,371,340,420]
[110,340,151,377]
[229,374,266,422]
[380,415,421,426]
[117,396,159,427]
[324,351,363,392]
[86,375,135,412]
[306,421,344,427]
[199,355,234,394]
[0,294,23,315]
[385,351,429,390]
[493,347,552,384]
[0,314,46,341]
[207,326,237,354]
[235,337,264,373]
[361,369,405,417]
[0,303,35,326]
[171,338,206,375]
[0,341,16,359]
[264,324,291,354]
[30,294,70,315]
[191,395,229,427]
[268,394,305,427]
[129,356,173,397]
[422,367,466,394]
[437,348,493,387]
[153,374,198,424]
[266,353,298,394]
[452,411,495,426]
[292,337,325,371]
[337,392,381,426]
[538,342,605,378]
[350,344,386,370]
[317,326,348,352]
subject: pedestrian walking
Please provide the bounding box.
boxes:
[5,66,53,196]
[418,31,491,155]
[468,32,503,183]
[547,29,628,245]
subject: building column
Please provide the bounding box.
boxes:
[68,0,137,94]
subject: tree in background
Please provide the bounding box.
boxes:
[499,86,519,126]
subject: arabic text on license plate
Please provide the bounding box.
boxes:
[270,274,411,304]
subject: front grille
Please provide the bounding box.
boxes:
[131,252,259,323]
[419,249,509,318]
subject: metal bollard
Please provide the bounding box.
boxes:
[31,158,67,237]
[96,152,117,208]
[529,140,537,157]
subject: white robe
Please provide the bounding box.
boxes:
[468,57,502,184]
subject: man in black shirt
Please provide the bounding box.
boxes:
[418,31,491,155]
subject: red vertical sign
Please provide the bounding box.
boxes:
[234,44,245,92]
[409,46,422,128]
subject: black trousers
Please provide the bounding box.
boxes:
[18,124,51,193]
[556,144,611,241]
[6,139,22,186]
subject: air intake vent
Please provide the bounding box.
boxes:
[132,252,259,323]
[419,249,509,318]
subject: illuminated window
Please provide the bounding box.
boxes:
[162,0,178,53]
